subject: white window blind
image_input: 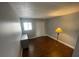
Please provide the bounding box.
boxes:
[23,22,32,31]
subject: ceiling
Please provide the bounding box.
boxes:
[9,2,79,18]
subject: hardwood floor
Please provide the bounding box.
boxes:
[22,36,73,57]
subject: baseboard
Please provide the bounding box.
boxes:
[46,34,75,49]
[31,34,48,39]
[27,34,75,49]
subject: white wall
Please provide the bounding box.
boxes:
[20,18,46,38]
[46,12,79,49]
[36,20,46,37]
[72,32,79,56]
[0,3,21,56]
[20,18,36,39]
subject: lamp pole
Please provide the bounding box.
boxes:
[55,27,63,41]
[57,33,59,40]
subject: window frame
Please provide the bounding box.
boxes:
[23,22,33,31]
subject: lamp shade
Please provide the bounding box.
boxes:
[55,27,63,33]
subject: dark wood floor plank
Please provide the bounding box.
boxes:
[22,36,73,57]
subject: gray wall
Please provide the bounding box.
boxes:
[0,3,21,56]
[20,18,36,39]
[20,18,46,39]
[45,12,79,48]
[35,19,46,37]
[72,32,79,56]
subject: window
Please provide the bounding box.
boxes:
[23,22,32,31]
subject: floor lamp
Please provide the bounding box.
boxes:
[55,27,63,41]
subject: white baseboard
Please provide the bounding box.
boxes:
[28,34,75,49]
[46,34,75,49]
[31,34,47,39]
